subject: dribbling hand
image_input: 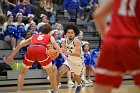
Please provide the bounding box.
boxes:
[62,54,68,61]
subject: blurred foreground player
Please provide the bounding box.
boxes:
[5,24,67,93]
[94,0,140,93]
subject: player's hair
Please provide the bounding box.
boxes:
[20,0,24,3]
[64,24,80,36]
[40,24,52,34]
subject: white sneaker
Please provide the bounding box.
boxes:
[83,79,89,84]
[81,76,85,81]
[88,79,93,83]
[47,76,50,80]
[17,90,23,93]
[75,81,78,85]
[67,80,74,85]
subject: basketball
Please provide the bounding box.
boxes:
[47,49,59,60]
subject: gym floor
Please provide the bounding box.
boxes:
[0,80,139,93]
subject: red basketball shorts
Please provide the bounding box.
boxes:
[22,45,52,69]
[95,37,140,87]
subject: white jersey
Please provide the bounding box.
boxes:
[65,37,83,63]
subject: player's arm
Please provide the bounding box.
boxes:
[50,36,67,60]
[94,0,114,40]
[5,37,32,63]
[68,39,81,57]
[4,0,16,7]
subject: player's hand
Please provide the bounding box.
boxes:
[62,54,68,61]
[101,26,110,40]
[105,26,110,33]
[5,55,14,64]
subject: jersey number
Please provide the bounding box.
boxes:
[37,35,44,40]
[118,0,137,16]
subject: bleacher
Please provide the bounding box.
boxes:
[0,0,102,85]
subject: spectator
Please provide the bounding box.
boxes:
[0,15,6,40]
[13,0,31,17]
[0,0,4,16]
[19,31,32,55]
[54,23,64,36]
[62,0,80,21]
[43,0,57,24]
[51,31,62,66]
[27,0,37,15]
[37,14,50,30]
[87,2,98,32]
[77,31,89,84]
[36,1,48,19]
[82,42,96,83]
[16,0,37,16]
[3,11,17,50]
[78,31,84,44]
[29,22,39,34]
[25,14,35,31]
[78,0,91,20]
[14,13,26,44]
[2,0,17,15]
[51,25,63,39]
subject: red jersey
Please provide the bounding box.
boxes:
[31,34,51,47]
[108,0,140,37]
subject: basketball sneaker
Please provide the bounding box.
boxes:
[75,85,82,93]
[88,79,93,83]
[67,80,74,85]
[50,91,59,93]
[83,79,89,84]
[17,90,23,93]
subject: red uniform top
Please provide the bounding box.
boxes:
[31,34,51,47]
[107,0,140,38]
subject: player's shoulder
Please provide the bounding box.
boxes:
[74,38,80,44]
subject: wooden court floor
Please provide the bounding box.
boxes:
[0,80,140,93]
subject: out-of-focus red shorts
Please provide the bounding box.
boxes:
[95,37,140,87]
[22,45,52,69]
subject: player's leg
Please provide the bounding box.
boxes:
[17,51,35,93]
[94,83,113,93]
[87,65,96,82]
[87,67,92,83]
[121,38,140,92]
[57,64,69,86]
[72,62,84,93]
[137,85,140,90]
[74,74,81,85]
[17,66,29,92]
[67,71,74,85]
[89,65,96,75]
[4,35,16,50]
[44,64,58,92]
[74,74,82,93]
[132,74,140,91]
[81,66,89,84]
[95,37,125,93]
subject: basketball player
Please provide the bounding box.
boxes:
[94,0,140,93]
[57,24,84,93]
[5,24,67,93]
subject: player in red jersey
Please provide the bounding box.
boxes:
[5,24,67,93]
[94,0,140,93]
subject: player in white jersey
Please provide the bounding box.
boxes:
[57,24,84,93]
